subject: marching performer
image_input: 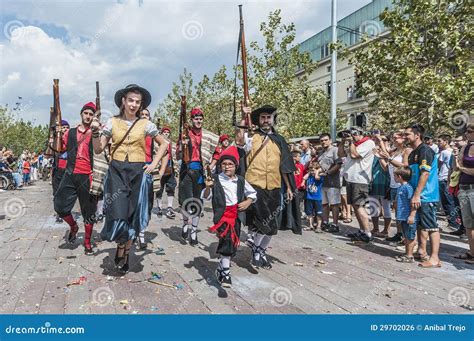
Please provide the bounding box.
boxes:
[236,105,301,270]
[54,103,97,254]
[202,146,256,287]
[92,84,168,273]
[177,107,205,246]
[156,126,177,219]
[51,120,70,223]
[209,134,231,173]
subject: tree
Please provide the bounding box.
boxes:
[195,65,234,136]
[0,106,49,155]
[154,68,196,138]
[348,0,473,133]
[247,9,332,138]
[157,10,334,139]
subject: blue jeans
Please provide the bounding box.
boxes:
[12,172,22,187]
[439,180,459,228]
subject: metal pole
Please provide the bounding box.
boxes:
[330,0,337,141]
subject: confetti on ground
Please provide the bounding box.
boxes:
[66,276,87,286]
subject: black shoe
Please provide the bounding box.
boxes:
[84,245,94,255]
[181,229,189,241]
[260,257,272,270]
[347,230,362,238]
[354,232,373,243]
[251,256,261,269]
[165,207,176,219]
[55,216,63,223]
[137,236,147,250]
[189,237,198,246]
[256,246,272,270]
[67,225,78,243]
[385,232,402,242]
[156,207,163,217]
[221,274,232,288]
[449,228,465,236]
[321,222,330,231]
[327,223,340,233]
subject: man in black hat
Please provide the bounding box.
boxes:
[236,105,301,270]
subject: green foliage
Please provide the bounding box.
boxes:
[348,0,473,133]
[156,9,332,139]
[0,107,49,155]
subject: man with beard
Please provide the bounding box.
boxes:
[236,105,301,270]
[54,102,97,255]
[177,107,205,246]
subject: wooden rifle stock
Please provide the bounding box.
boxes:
[95,81,101,120]
[52,79,63,162]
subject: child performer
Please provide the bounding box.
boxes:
[201,146,257,287]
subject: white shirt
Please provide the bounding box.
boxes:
[342,139,376,185]
[438,148,452,181]
[243,131,273,153]
[429,143,439,154]
[201,173,257,205]
[388,153,403,189]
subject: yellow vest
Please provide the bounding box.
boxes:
[111,117,148,162]
[246,134,281,190]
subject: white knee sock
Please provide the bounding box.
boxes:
[260,235,272,250]
[190,216,199,240]
[167,196,174,208]
[182,217,189,233]
[219,256,231,274]
[96,200,104,214]
[157,199,163,209]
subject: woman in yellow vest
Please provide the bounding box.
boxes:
[91,84,168,274]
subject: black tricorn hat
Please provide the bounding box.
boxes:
[114,84,152,109]
[250,105,277,126]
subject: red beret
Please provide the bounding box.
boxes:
[161,126,171,133]
[190,107,204,118]
[81,102,96,113]
[219,134,230,143]
[219,146,239,167]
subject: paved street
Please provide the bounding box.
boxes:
[0,181,472,314]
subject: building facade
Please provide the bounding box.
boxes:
[297,0,393,129]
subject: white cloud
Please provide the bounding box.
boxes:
[1,0,371,125]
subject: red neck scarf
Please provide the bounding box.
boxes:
[354,136,371,146]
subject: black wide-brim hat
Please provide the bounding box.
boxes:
[114,84,152,109]
[250,105,277,126]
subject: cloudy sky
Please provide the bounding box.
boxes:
[1,0,370,126]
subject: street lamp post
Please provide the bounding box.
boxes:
[330,0,337,141]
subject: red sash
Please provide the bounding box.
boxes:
[209,204,240,247]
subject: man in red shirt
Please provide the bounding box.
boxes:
[209,134,231,172]
[177,107,205,246]
[54,102,97,255]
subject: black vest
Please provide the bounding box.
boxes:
[66,127,94,173]
[211,174,246,226]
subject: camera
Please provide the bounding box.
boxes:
[337,130,351,138]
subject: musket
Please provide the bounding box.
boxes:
[206,164,212,181]
[179,95,191,164]
[95,81,101,120]
[49,79,63,165]
[233,5,252,132]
